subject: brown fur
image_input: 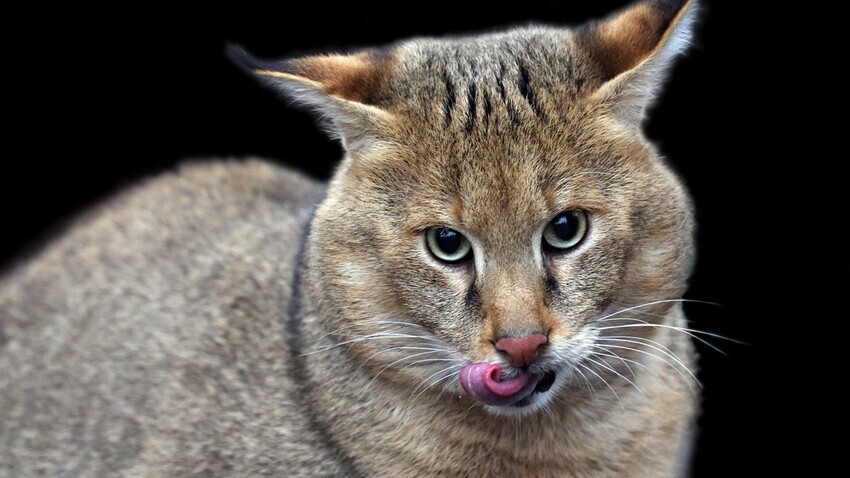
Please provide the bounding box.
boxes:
[1,1,700,476]
[256,50,398,104]
[578,0,691,80]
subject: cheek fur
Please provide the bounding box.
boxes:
[545,231,629,321]
[385,242,478,335]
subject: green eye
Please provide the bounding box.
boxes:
[543,211,588,251]
[426,227,472,263]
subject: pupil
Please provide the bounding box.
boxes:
[436,228,461,254]
[552,213,578,240]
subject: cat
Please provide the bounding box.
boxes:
[0,0,700,476]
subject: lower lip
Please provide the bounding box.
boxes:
[512,370,558,407]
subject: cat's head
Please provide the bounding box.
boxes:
[234,0,697,415]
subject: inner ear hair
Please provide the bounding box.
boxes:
[576,0,697,127]
[227,44,396,107]
[577,0,696,82]
[578,0,696,82]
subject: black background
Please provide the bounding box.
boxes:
[4,1,829,475]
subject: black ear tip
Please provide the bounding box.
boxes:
[225,43,259,71]
[653,0,692,15]
[225,43,293,75]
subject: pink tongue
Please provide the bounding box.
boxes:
[459,363,541,406]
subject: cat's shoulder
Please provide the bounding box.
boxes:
[0,157,324,349]
[156,158,324,205]
[117,157,325,221]
[3,158,324,277]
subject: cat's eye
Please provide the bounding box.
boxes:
[426,227,472,263]
[542,211,588,251]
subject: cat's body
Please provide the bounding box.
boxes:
[1,1,701,476]
[0,161,334,475]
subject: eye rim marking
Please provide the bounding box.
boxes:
[542,210,589,252]
[426,227,473,264]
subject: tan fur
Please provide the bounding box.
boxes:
[256,51,398,104]
[1,1,700,476]
[578,0,693,80]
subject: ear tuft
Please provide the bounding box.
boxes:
[226,43,298,81]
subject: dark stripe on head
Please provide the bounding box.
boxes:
[506,99,521,125]
[482,89,492,134]
[576,77,585,92]
[465,83,477,134]
[495,61,521,124]
[518,62,542,117]
[444,74,456,126]
[497,61,507,102]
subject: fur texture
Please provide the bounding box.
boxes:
[1,1,700,476]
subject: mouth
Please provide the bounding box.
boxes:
[459,363,558,408]
[509,370,557,408]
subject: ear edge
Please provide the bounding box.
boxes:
[226,43,299,78]
[226,43,396,156]
[577,0,697,83]
[226,43,396,106]
[580,0,698,128]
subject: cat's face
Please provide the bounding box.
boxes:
[237,0,697,415]
[315,94,692,414]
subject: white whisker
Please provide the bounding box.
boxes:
[593,298,720,324]
[572,363,598,399]
[461,402,477,421]
[356,345,450,372]
[359,350,449,398]
[316,319,420,342]
[400,358,458,370]
[594,320,740,355]
[410,365,460,398]
[576,361,624,411]
[595,342,699,391]
[371,320,428,330]
[597,336,699,385]
[589,345,652,378]
[301,331,443,356]
[409,366,461,406]
[544,401,556,426]
[585,355,644,396]
[315,321,374,341]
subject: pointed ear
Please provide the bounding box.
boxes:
[577,0,698,128]
[228,45,397,155]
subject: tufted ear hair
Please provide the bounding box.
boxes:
[228,45,398,156]
[576,0,698,129]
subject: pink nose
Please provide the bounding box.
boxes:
[495,333,549,368]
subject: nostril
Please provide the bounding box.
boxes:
[494,333,549,368]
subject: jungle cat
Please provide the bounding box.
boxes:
[0,0,701,476]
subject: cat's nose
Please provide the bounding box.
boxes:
[495,333,548,368]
